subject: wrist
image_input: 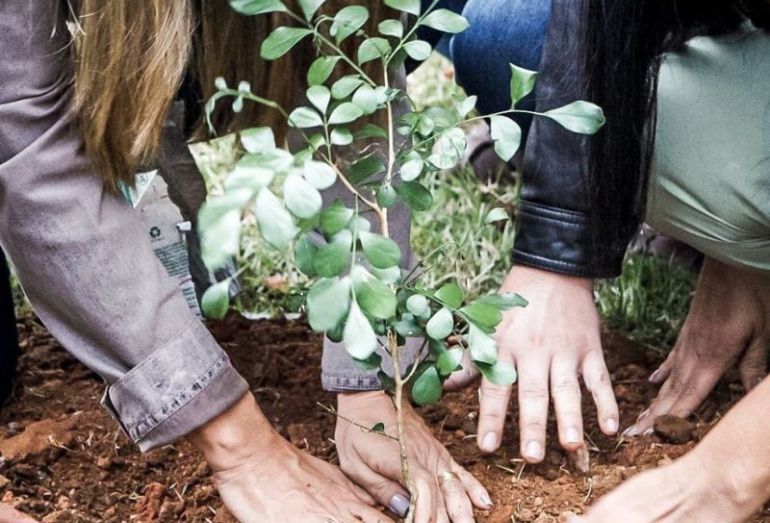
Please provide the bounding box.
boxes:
[187,392,279,472]
[338,390,388,408]
[503,265,594,292]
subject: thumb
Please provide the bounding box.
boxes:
[739,335,768,392]
[351,465,411,518]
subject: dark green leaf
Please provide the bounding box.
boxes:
[320,202,354,234]
[461,301,503,330]
[314,240,350,277]
[355,123,389,140]
[376,185,398,208]
[352,266,397,320]
[394,181,433,211]
[370,422,386,433]
[394,313,423,338]
[348,154,385,184]
[437,347,463,376]
[294,235,318,276]
[354,353,383,371]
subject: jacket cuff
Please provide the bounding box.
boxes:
[321,336,425,392]
[513,200,626,279]
[101,319,249,452]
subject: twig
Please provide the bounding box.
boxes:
[316,402,399,441]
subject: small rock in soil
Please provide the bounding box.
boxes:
[0,415,80,461]
[0,475,9,489]
[515,507,536,522]
[568,444,590,475]
[653,415,695,444]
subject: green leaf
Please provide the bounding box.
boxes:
[331,75,365,99]
[352,84,378,114]
[355,123,389,140]
[343,300,378,359]
[352,266,397,320]
[376,185,398,208]
[358,37,391,64]
[489,115,522,162]
[369,265,402,284]
[484,207,510,224]
[434,282,463,309]
[314,240,350,277]
[330,6,369,44]
[288,106,324,128]
[406,294,431,319]
[370,422,386,433]
[330,127,354,146]
[294,235,318,277]
[399,153,424,182]
[378,19,404,38]
[544,101,606,134]
[384,0,420,16]
[320,202,354,234]
[461,301,503,330]
[426,307,454,340]
[304,160,337,190]
[201,278,232,320]
[412,367,442,406]
[201,210,241,269]
[255,189,298,249]
[240,127,276,154]
[437,347,463,376]
[394,182,433,211]
[297,0,324,20]
[198,189,253,228]
[244,149,294,172]
[509,64,537,108]
[308,56,341,86]
[307,277,351,331]
[359,231,401,269]
[394,313,423,338]
[403,40,432,61]
[428,127,466,169]
[476,292,528,310]
[467,324,497,365]
[283,174,322,219]
[456,95,477,118]
[476,361,517,386]
[421,9,469,33]
[230,0,286,15]
[307,85,331,113]
[260,27,313,60]
[348,153,385,184]
[329,102,364,125]
[355,353,383,371]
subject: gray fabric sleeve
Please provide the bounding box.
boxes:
[0,0,248,452]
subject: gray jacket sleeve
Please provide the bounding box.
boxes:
[0,0,248,451]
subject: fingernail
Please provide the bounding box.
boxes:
[643,427,654,436]
[525,440,544,461]
[481,432,499,452]
[649,369,662,383]
[481,493,494,509]
[388,493,410,517]
[605,418,619,434]
[565,427,581,444]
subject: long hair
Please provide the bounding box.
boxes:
[580,0,770,247]
[72,1,388,193]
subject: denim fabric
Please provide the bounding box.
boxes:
[0,0,248,451]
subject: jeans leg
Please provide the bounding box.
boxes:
[451,0,551,137]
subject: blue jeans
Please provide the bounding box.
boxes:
[418,0,551,133]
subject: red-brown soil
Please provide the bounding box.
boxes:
[1,315,767,522]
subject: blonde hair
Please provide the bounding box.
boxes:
[72,1,388,192]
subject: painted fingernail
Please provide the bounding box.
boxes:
[565,427,582,444]
[388,493,410,517]
[481,493,494,509]
[525,440,544,461]
[649,369,662,383]
[481,432,499,452]
[605,418,619,433]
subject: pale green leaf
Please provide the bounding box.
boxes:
[358,37,391,64]
[255,188,298,249]
[509,63,537,108]
[484,207,509,224]
[384,0,420,16]
[307,85,331,113]
[330,6,369,44]
[260,27,313,60]
[437,347,463,376]
[489,115,522,162]
[308,56,341,86]
[201,278,232,320]
[307,277,351,331]
[404,40,432,61]
[288,106,323,128]
[352,266,397,320]
[297,0,324,20]
[283,174,322,219]
[476,361,517,386]
[352,84,378,114]
[359,231,401,269]
[378,19,404,38]
[331,75,365,99]
[434,282,463,309]
[329,102,364,125]
[240,127,276,154]
[467,324,497,365]
[421,9,469,33]
[412,366,442,406]
[230,0,287,15]
[426,307,454,340]
[303,160,337,190]
[343,300,378,359]
[406,294,431,319]
[544,101,606,134]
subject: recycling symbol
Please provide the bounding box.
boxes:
[149,226,162,239]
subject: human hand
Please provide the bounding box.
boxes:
[453,266,619,461]
[336,391,493,523]
[190,393,389,523]
[0,504,38,523]
[623,257,770,437]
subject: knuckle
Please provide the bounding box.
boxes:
[552,379,581,397]
[520,385,548,401]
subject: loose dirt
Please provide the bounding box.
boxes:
[1,315,767,522]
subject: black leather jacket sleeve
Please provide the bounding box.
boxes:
[512,0,632,279]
